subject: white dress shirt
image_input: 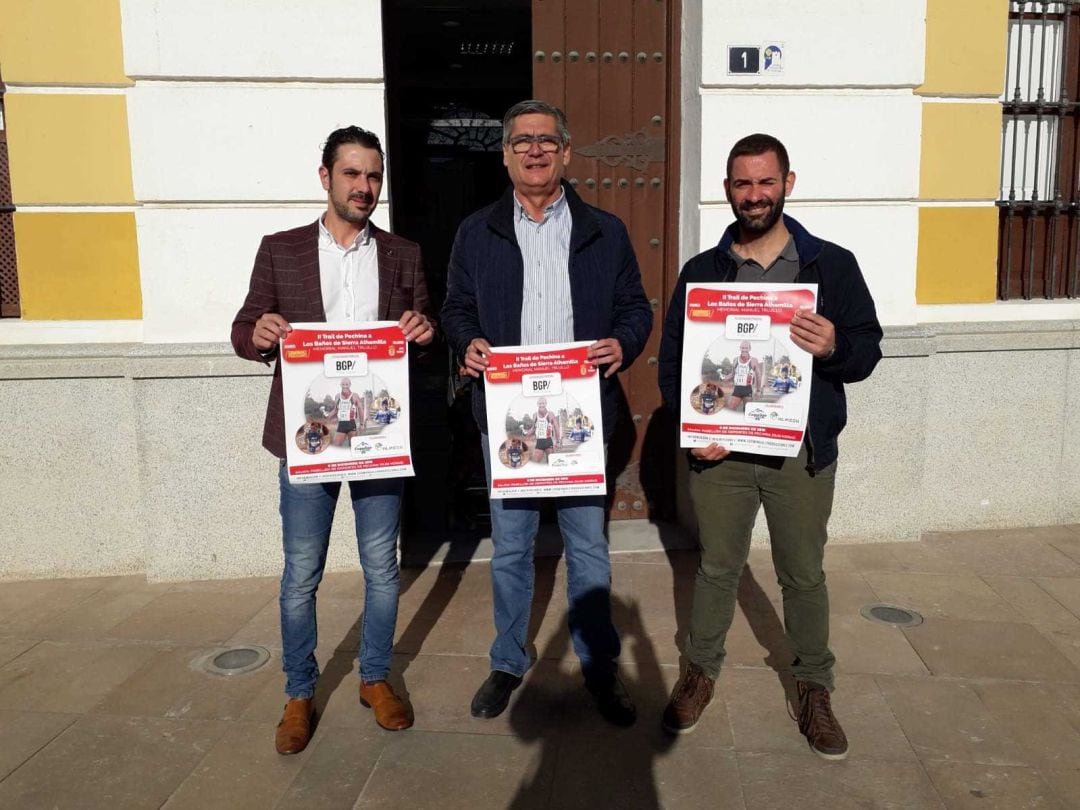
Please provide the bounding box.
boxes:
[516,190,574,345]
[317,215,379,323]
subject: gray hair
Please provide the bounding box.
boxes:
[502,100,571,146]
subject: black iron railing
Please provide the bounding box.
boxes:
[998,1,1080,300]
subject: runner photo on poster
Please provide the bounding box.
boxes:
[680,283,817,457]
[484,341,606,498]
[281,322,414,483]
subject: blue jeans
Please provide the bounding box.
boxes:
[277,462,402,698]
[481,435,620,682]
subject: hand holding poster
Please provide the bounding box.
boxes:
[680,283,817,457]
[484,341,606,498]
[281,322,414,483]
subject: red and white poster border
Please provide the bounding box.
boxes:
[280,321,414,484]
[484,341,606,499]
[680,283,818,457]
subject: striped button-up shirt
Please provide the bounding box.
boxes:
[515,190,574,345]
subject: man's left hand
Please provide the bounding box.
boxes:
[399,311,434,345]
[587,338,623,378]
[790,309,836,359]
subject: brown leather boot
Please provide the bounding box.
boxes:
[274,698,314,755]
[662,662,715,734]
[359,680,412,730]
[796,680,849,760]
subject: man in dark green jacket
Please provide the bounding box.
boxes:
[658,134,882,760]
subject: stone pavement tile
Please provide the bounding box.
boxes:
[549,740,743,810]
[721,601,792,671]
[106,588,276,645]
[275,721,387,809]
[923,762,1062,809]
[862,572,1022,622]
[0,638,37,668]
[982,577,1080,631]
[0,714,227,810]
[0,641,158,713]
[724,670,914,760]
[26,586,167,641]
[915,528,1080,577]
[824,572,881,615]
[393,597,492,657]
[398,653,565,739]
[164,721,312,810]
[0,710,78,780]
[1047,531,1080,566]
[227,596,282,648]
[972,681,1080,770]
[1034,577,1080,622]
[92,645,279,721]
[354,730,550,810]
[825,542,909,574]
[1038,623,1080,671]
[0,578,116,635]
[1039,769,1080,807]
[736,752,945,809]
[876,677,1025,766]
[902,619,1080,682]
[831,614,930,676]
[613,563,690,667]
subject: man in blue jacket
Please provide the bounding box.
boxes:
[441,100,653,726]
[657,134,882,760]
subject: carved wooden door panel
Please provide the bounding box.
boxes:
[533,0,677,521]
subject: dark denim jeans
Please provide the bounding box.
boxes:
[481,435,620,682]
[277,463,402,698]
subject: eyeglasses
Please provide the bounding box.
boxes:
[508,135,563,154]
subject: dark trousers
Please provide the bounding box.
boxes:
[685,444,837,690]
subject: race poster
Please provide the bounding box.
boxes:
[280,322,414,484]
[679,283,818,457]
[483,341,606,499]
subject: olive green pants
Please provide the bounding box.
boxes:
[686,444,837,690]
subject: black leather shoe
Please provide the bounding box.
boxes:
[470,670,523,719]
[587,674,637,728]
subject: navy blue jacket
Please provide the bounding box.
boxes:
[441,182,653,440]
[658,215,882,471]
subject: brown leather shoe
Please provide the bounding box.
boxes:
[796,680,849,760]
[275,698,314,755]
[359,680,412,730]
[662,662,715,734]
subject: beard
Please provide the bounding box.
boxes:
[331,188,375,225]
[732,191,786,234]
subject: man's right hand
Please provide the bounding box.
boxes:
[691,443,730,461]
[462,338,492,378]
[253,313,292,351]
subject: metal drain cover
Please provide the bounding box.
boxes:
[195,645,271,677]
[860,603,923,628]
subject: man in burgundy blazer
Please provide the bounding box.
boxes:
[232,126,433,754]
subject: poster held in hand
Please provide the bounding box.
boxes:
[484,341,606,499]
[281,322,414,483]
[680,283,817,457]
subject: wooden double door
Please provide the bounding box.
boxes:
[533,0,680,520]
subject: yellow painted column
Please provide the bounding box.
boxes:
[915,0,1009,304]
[0,0,140,320]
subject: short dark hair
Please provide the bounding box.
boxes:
[726,133,790,179]
[502,100,571,146]
[321,126,384,172]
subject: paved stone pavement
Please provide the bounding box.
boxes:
[2,524,1080,808]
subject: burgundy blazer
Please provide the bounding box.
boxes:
[231,220,431,458]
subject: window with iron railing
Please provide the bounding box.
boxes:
[998,1,1080,300]
[0,65,18,317]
